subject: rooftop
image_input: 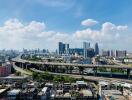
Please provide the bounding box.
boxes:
[102,90,126,100]
[76,81,87,85]
[8,89,21,95]
[0,89,6,94]
[79,89,93,97]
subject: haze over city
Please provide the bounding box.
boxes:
[0,0,132,51]
[1,1,132,100]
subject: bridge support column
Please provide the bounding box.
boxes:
[25,64,27,69]
[51,65,53,72]
[25,64,30,70]
[21,63,24,69]
[93,67,97,76]
[44,64,47,71]
[110,68,112,77]
[51,65,55,72]
[38,65,40,70]
[127,69,131,78]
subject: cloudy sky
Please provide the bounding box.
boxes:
[0,0,132,51]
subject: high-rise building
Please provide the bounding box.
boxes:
[58,42,69,55]
[110,50,115,57]
[83,42,90,58]
[65,43,69,54]
[95,43,99,55]
[102,50,110,57]
[59,42,65,55]
[69,48,83,55]
[87,48,95,58]
[116,50,127,57]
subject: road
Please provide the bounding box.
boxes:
[13,63,32,76]
[13,62,132,84]
[12,57,132,70]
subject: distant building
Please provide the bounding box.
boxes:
[83,42,90,58]
[87,48,95,58]
[95,43,99,55]
[69,48,83,55]
[102,50,110,57]
[58,42,65,55]
[7,89,21,100]
[65,43,69,54]
[116,50,127,58]
[0,62,11,77]
[58,42,69,55]
[110,50,115,57]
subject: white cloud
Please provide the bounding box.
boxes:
[0,18,71,50]
[101,22,127,34]
[0,18,48,49]
[0,18,130,51]
[81,19,98,26]
[75,28,100,40]
[117,25,128,30]
[25,21,45,32]
[37,31,55,38]
[75,22,128,42]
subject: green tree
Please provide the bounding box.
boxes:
[32,72,39,80]
[16,71,21,76]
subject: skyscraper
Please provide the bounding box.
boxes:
[83,42,90,58]
[102,50,110,57]
[110,50,115,57]
[116,50,127,57]
[87,48,95,58]
[95,43,99,55]
[58,42,69,55]
[65,43,69,54]
[59,42,65,55]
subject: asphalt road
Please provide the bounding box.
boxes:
[13,62,132,84]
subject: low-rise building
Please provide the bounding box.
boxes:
[38,87,50,100]
[19,88,37,100]
[7,89,21,100]
[0,62,11,77]
[101,90,126,100]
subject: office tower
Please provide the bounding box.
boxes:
[69,48,83,55]
[116,50,127,57]
[87,48,95,58]
[110,50,115,57]
[95,43,99,55]
[59,42,65,55]
[102,50,110,57]
[65,43,69,54]
[83,42,90,58]
[58,42,69,55]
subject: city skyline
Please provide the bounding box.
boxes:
[0,0,132,51]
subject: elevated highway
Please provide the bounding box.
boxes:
[13,62,132,84]
[12,56,132,78]
[12,57,132,69]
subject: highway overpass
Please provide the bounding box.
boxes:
[13,62,132,84]
[12,57,132,78]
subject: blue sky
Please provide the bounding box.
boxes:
[0,0,132,51]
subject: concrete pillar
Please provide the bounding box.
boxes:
[50,65,52,72]
[110,68,112,77]
[20,63,22,68]
[21,63,24,69]
[94,67,97,76]
[26,64,30,69]
[26,64,27,69]
[19,63,21,68]
[127,69,130,78]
